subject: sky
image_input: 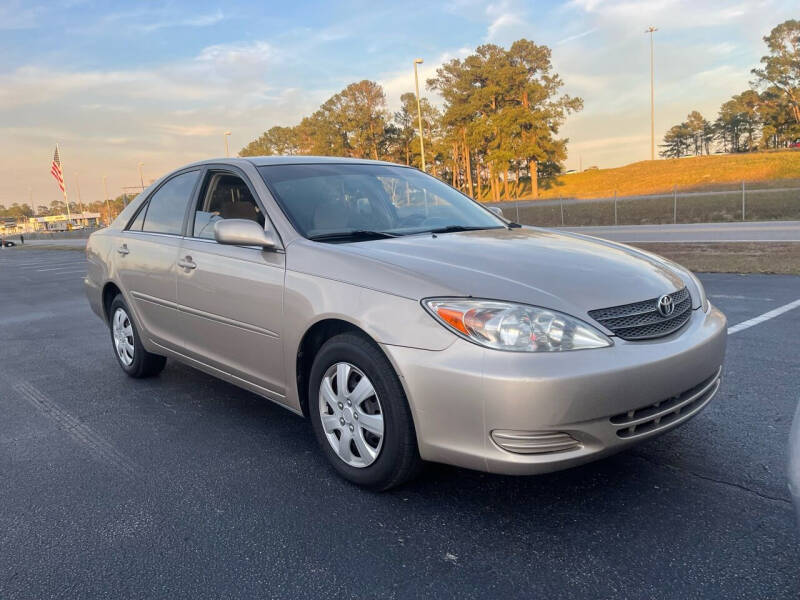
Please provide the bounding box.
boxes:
[1,0,797,208]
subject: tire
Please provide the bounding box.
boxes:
[309,332,422,490]
[108,294,166,378]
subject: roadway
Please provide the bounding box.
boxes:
[0,248,798,599]
[7,220,800,248]
[562,220,800,243]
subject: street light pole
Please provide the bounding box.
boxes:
[413,58,427,172]
[103,176,112,225]
[138,162,145,191]
[224,131,231,157]
[645,26,658,161]
[74,172,86,225]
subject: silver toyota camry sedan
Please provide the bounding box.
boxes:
[85,157,727,490]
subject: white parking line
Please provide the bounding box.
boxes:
[710,294,775,302]
[47,270,87,276]
[728,299,800,335]
[36,265,86,271]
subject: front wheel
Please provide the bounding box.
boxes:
[108,294,166,378]
[309,333,422,490]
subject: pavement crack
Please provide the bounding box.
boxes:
[631,452,792,506]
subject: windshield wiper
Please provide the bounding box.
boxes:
[426,225,502,234]
[307,230,401,242]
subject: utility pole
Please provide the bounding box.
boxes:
[74,172,86,226]
[645,26,658,161]
[413,58,427,172]
[224,131,231,157]
[138,162,145,191]
[103,176,112,225]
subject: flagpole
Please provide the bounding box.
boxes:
[57,143,72,230]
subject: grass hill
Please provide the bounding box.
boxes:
[532,150,800,200]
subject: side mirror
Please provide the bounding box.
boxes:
[214,219,276,249]
[488,206,504,218]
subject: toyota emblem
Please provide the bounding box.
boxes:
[657,294,674,317]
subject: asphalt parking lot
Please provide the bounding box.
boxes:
[1,248,799,599]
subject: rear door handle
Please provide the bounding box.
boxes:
[177,256,197,270]
[117,244,129,255]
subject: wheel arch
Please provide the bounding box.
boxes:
[295,318,369,418]
[101,281,123,323]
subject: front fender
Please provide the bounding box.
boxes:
[281,270,455,411]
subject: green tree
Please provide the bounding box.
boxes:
[660,122,693,158]
[752,19,800,125]
[316,80,389,159]
[239,126,300,156]
[758,86,800,148]
[393,92,441,168]
[716,90,761,152]
[429,39,581,200]
[685,110,712,155]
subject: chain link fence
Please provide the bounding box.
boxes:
[487,181,800,227]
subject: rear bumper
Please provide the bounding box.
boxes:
[84,276,105,322]
[383,304,727,475]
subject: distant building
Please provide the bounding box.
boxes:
[30,212,101,231]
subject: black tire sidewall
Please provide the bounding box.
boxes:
[309,334,414,489]
[108,295,149,376]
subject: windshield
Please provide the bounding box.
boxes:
[257,163,505,240]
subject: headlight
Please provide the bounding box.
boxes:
[685,270,709,312]
[422,299,612,352]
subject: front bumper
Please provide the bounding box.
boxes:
[382,304,727,475]
[789,400,800,528]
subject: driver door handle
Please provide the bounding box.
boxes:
[177,256,197,270]
[117,244,129,255]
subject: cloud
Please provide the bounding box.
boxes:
[0,39,281,111]
[567,0,770,28]
[137,9,225,33]
[156,124,223,137]
[377,48,472,111]
[484,0,533,43]
[487,12,516,40]
[707,42,737,55]
[557,28,599,45]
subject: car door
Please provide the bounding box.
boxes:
[176,168,286,400]
[115,169,201,353]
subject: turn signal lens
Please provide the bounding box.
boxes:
[423,299,612,352]
[435,307,469,335]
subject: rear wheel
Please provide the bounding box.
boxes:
[109,294,166,378]
[309,332,421,490]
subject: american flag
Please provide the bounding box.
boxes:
[51,146,65,194]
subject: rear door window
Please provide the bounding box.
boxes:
[140,170,200,235]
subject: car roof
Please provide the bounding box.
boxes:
[180,156,407,169]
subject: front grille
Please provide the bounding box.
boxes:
[588,287,692,340]
[610,367,721,439]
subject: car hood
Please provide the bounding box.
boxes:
[288,227,694,319]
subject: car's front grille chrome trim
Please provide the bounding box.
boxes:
[588,287,692,340]
[610,367,722,439]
